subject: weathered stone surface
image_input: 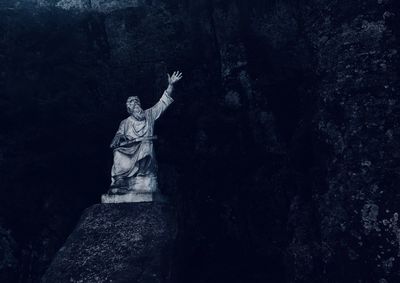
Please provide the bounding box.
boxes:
[41,203,177,283]
[286,1,400,282]
[38,0,144,12]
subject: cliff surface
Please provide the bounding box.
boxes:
[0,0,399,282]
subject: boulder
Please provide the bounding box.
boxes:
[42,203,177,283]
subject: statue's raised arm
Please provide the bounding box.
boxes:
[150,71,183,121]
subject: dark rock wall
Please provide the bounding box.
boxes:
[0,223,18,282]
[298,1,400,282]
[0,0,399,282]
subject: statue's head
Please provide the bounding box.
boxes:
[126,96,145,120]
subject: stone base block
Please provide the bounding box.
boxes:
[101,191,166,203]
[128,175,158,192]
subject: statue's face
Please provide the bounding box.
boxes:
[129,102,142,114]
[127,99,145,119]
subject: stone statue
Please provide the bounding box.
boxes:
[102,71,183,203]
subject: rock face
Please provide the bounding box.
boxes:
[42,203,177,283]
[7,0,145,12]
[0,224,18,283]
[0,0,400,282]
[52,0,143,13]
[287,1,400,282]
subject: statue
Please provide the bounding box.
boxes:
[102,71,183,203]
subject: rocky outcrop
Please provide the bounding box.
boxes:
[42,203,177,283]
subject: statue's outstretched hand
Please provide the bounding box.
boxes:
[168,71,183,85]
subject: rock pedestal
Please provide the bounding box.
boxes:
[42,203,177,283]
[102,176,164,203]
[102,191,166,203]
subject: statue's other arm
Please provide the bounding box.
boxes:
[150,71,183,120]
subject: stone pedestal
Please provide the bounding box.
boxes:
[103,175,164,203]
[42,203,177,283]
[101,191,166,203]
